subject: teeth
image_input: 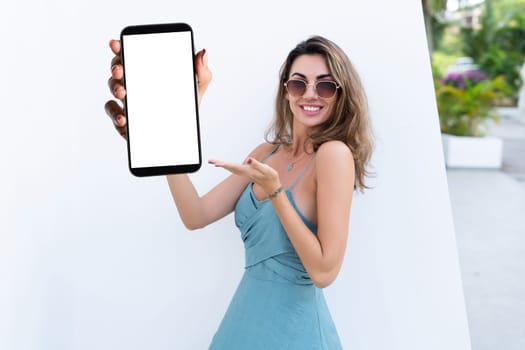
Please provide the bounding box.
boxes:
[303,106,320,112]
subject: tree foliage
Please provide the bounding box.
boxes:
[460,0,525,98]
[422,0,449,54]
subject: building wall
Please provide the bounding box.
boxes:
[0,1,471,349]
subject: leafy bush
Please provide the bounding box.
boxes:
[477,46,523,99]
[461,4,525,101]
[436,70,509,136]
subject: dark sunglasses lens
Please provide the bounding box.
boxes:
[317,82,337,98]
[287,80,306,96]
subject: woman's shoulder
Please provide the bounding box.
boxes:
[316,141,355,174]
[317,140,353,159]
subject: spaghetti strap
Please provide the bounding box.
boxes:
[288,154,315,190]
[261,144,280,164]
[259,144,314,190]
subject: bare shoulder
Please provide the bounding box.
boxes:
[315,140,355,192]
[316,141,354,168]
[247,142,277,161]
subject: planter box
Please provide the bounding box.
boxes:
[441,134,503,169]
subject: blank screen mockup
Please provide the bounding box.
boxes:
[121,30,199,172]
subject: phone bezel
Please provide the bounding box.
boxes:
[120,22,201,177]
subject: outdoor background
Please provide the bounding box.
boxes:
[422,0,525,349]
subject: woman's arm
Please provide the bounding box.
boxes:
[166,143,273,230]
[271,140,354,288]
[104,39,273,231]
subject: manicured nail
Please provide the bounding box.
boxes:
[114,86,122,97]
[202,49,208,66]
[247,158,252,164]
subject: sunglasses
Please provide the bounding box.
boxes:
[284,79,340,98]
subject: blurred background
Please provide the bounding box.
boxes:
[422,0,525,349]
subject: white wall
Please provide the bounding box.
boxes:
[0,0,471,349]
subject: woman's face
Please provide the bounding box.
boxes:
[285,54,338,130]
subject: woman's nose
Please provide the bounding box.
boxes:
[303,83,318,98]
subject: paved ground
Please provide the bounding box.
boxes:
[446,107,525,350]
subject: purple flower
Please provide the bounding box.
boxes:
[440,69,488,89]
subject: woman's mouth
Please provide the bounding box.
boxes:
[301,105,322,115]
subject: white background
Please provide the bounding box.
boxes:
[0,1,472,349]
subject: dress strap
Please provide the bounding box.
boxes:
[261,144,280,164]
[288,154,315,190]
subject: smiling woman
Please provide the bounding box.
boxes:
[106,35,373,349]
[269,36,373,190]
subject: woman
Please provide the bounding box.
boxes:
[105,35,373,349]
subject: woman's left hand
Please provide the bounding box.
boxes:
[209,157,281,196]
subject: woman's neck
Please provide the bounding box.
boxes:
[289,125,314,156]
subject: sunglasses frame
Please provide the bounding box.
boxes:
[284,79,341,98]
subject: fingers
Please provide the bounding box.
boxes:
[209,160,259,182]
[210,158,281,195]
[108,39,125,100]
[195,49,212,102]
[104,100,123,123]
[105,39,127,140]
[108,76,126,100]
[104,100,127,139]
[210,158,261,174]
[110,55,122,71]
[109,39,121,56]
[208,160,247,175]
[210,158,278,183]
[245,157,268,173]
[245,157,280,180]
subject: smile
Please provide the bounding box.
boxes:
[301,105,322,112]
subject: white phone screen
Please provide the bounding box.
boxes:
[121,24,200,176]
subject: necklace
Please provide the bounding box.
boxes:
[287,152,308,171]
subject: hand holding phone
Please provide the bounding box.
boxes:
[105,40,211,139]
[117,23,203,176]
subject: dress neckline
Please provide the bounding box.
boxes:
[248,183,316,230]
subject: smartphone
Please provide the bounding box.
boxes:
[120,23,201,176]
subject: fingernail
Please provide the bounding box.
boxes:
[111,65,117,72]
[202,49,208,66]
[114,87,121,97]
[247,158,252,164]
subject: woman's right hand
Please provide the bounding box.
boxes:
[104,39,212,140]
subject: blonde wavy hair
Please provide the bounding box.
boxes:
[265,36,374,191]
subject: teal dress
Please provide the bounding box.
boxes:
[209,145,343,350]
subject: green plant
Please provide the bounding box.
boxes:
[478,45,523,100]
[493,11,525,56]
[461,2,525,100]
[436,71,509,136]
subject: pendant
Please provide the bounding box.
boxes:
[287,163,293,171]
